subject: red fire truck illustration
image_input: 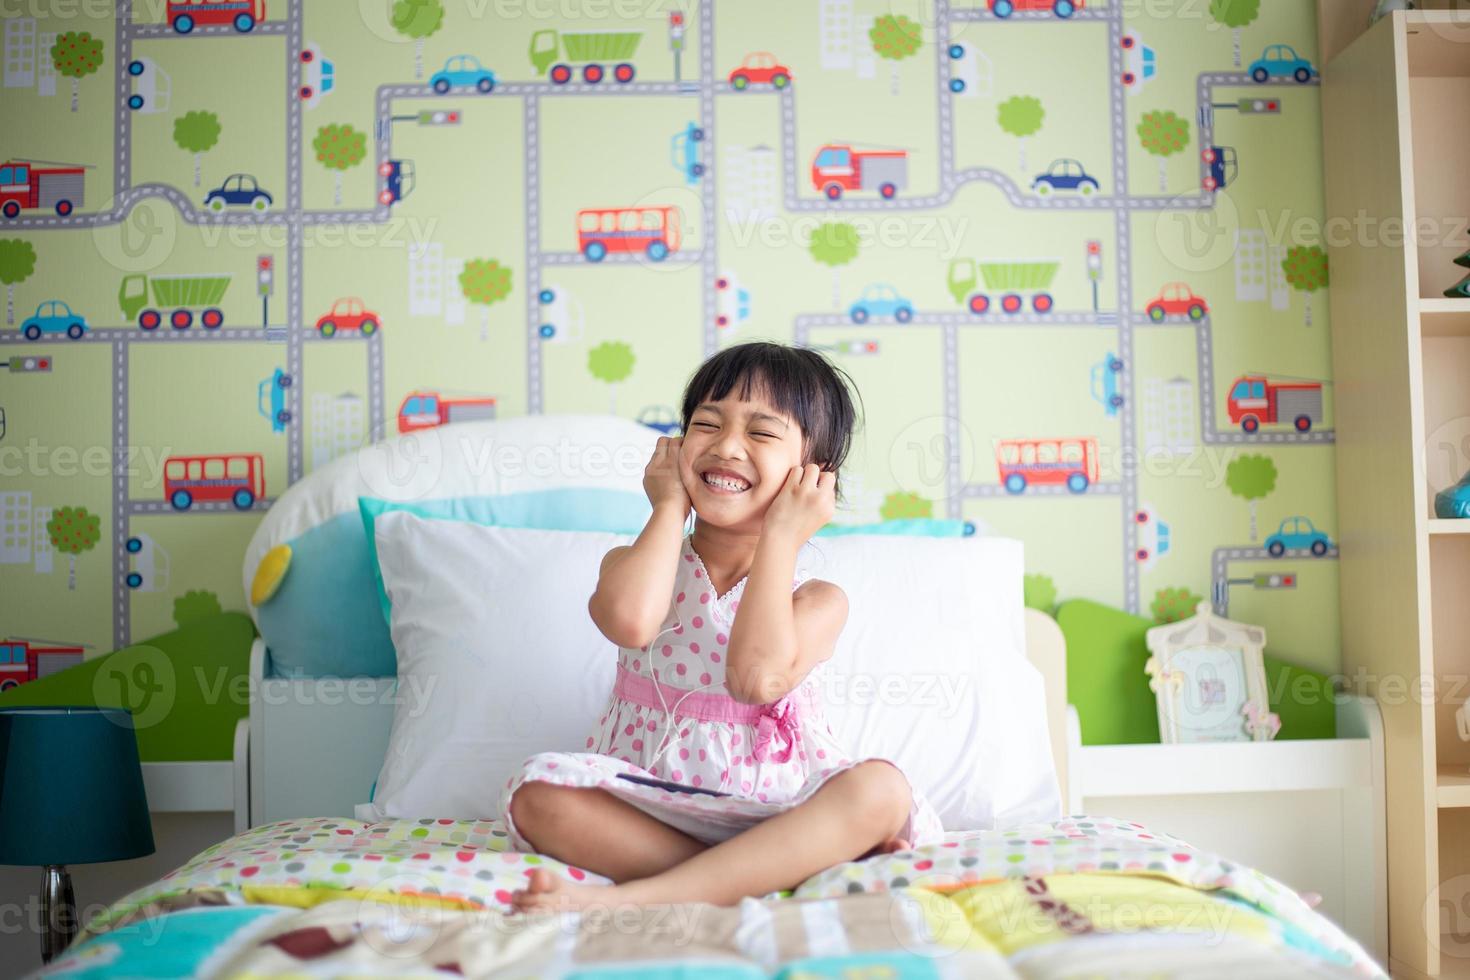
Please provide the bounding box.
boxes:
[0,160,85,218]
[0,638,86,691]
[576,206,682,262]
[810,144,908,200]
[397,391,498,433]
[163,453,266,510]
[1226,375,1324,433]
[996,436,1099,494]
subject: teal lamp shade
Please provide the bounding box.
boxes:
[0,707,155,866]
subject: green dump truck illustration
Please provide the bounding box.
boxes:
[529,29,642,84]
[946,259,1060,315]
[119,273,232,330]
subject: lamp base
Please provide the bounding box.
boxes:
[41,864,77,964]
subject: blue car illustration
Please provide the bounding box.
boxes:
[671,123,706,184]
[21,300,88,340]
[1249,44,1317,84]
[1033,159,1099,196]
[849,284,914,324]
[258,368,293,433]
[431,55,497,94]
[204,174,272,213]
[1264,516,1332,557]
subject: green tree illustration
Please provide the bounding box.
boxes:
[0,239,37,326]
[173,589,222,628]
[1209,0,1261,68]
[1024,573,1058,617]
[869,14,921,96]
[46,506,100,591]
[313,123,367,206]
[1151,586,1203,624]
[1283,245,1329,327]
[458,258,512,341]
[809,222,861,309]
[879,491,932,520]
[1226,453,1278,542]
[50,30,104,113]
[588,341,635,415]
[173,111,221,188]
[997,96,1045,173]
[391,0,444,80]
[1137,110,1190,193]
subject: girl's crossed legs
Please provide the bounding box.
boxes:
[506,760,914,912]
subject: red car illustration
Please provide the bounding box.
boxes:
[729,52,791,89]
[315,297,380,337]
[988,0,1083,16]
[1144,282,1209,321]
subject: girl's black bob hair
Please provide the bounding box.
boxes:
[678,342,862,501]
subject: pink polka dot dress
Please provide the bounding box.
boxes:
[499,533,943,851]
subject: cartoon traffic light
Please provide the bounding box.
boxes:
[1239,97,1281,114]
[417,109,461,126]
[1252,572,1297,590]
[7,355,52,372]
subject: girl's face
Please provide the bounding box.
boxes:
[680,388,806,530]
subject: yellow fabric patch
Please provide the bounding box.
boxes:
[943,873,1273,957]
[250,544,292,606]
[240,885,482,913]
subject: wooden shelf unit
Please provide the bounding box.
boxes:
[1322,8,1470,977]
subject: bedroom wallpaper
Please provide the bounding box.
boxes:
[0,0,1339,676]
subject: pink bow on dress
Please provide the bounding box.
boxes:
[752,696,799,764]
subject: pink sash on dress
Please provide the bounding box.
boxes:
[613,664,817,764]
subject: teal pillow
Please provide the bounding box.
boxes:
[359,489,654,624]
[815,518,974,537]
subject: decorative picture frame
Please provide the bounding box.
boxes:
[1144,601,1278,743]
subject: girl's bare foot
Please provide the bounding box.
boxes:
[509,867,627,915]
[858,837,912,861]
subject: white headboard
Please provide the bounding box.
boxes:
[234,608,1073,831]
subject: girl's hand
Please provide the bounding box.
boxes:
[762,464,835,544]
[644,436,691,518]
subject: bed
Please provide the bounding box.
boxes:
[40,417,1386,979]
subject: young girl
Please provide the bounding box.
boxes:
[500,341,943,912]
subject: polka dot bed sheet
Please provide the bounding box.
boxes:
[53,815,1382,978]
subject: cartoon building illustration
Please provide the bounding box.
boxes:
[723,144,778,222]
[819,0,854,70]
[3,18,35,88]
[0,490,30,564]
[310,393,365,470]
[1143,376,1197,455]
[1235,229,1268,302]
[408,242,445,317]
[33,506,51,573]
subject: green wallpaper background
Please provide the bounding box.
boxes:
[0,0,1339,676]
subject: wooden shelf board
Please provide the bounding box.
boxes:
[1428,519,1470,535]
[1438,767,1470,808]
[1077,739,1373,799]
[1422,298,1470,316]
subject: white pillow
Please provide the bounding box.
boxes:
[796,535,1060,830]
[365,516,1059,831]
[363,515,632,820]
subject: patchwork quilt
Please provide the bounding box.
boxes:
[35,816,1384,978]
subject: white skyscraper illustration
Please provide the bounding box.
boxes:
[408,242,444,316]
[723,144,778,223]
[819,0,854,70]
[311,393,366,471]
[1268,244,1290,311]
[33,506,52,573]
[444,255,467,326]
[4,18,35,89]
[1235,229,1266,302]
[0,490,31,564]
[37,32,56,97]
[1143,376,1196,455]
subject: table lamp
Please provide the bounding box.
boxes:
[0,706,155,963]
